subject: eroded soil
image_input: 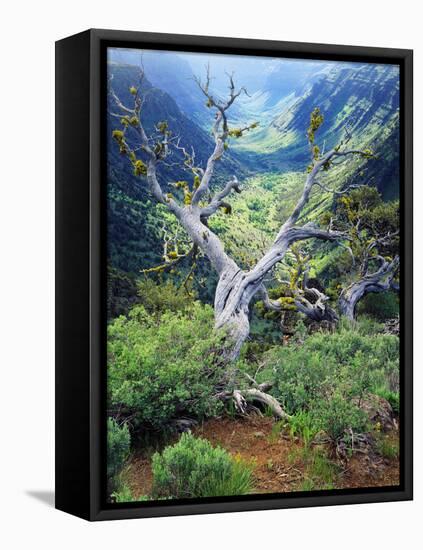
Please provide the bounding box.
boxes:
[123,415,399,499]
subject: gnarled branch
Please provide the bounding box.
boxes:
[200,176,242,218]
[339,255,399,320]
[191,70,249,206]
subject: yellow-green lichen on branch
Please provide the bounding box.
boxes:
[307,107,324,145]
[133,159,147,176]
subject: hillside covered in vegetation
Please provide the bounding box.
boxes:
[106,49,400,503]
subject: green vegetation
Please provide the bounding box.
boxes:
[314,395,368,444]
[287,422,340,491]
[112,483,138,503]
[296,448,340,491]
[374,387,400,414]
[358,291,399,320]
[151,433,254,498]
[107,302,228,429]
[105,53,401,503]
[287,411,319,446]
[258,318,398,444]
[374,433,399,459]
[136,278,197,317]
[111,469,150,503]
[107,418,130,480]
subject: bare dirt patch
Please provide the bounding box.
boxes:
[123,415,400,499]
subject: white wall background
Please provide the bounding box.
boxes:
[0,1,420,547]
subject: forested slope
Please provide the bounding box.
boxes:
[107,60,399,317]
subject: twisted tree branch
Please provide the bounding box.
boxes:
[200,176,242,218]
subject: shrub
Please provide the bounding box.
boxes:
[108,302,229,428]
[313,393,368,442]
[112,484,149,503]
[260,321,398,414]
[257,320,398,442]
[136,278,196,317]
[357,291,399,321]
[374,434,399,459]
[107,418,130,479]
[267,420,286,443]
[340,315,384,337]
[308,451,338,488]
[300,478,316,492]
[151,432,254,498]
[374,388,400,414]
[112,484,137,503]
[287,411,319,446]
[292,319,308,344]
[289,445,339,491]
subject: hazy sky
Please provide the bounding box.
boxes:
[108,47,399,97]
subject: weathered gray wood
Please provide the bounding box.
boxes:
[109,70,370,359]
[339,256,399,320]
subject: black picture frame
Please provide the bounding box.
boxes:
[55,28,413,521]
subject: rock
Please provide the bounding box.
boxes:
[354,394,396,431]
[384,317,400,336]
[171,418,198,432]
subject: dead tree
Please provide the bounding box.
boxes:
[260,244,338,326]
[109,70,372,364]
[319,187,400,321]
[339,255,399,320]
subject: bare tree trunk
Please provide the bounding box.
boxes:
[169,190,350,360]
[210,223,346,359]
[339,256,399,321]
[110,74,370,356]
[170,209,249,359]
[214,267,250,360]
[109,71,384,420]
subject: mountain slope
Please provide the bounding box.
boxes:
[234,63,400,198]
[107,63,248,275]
[259,59,332,108]
[106,57,400,311]
[108,49,246,128]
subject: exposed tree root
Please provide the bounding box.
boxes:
[217,373,292,421]
[232,388,291,420]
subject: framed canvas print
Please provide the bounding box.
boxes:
[55,29,413,521]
